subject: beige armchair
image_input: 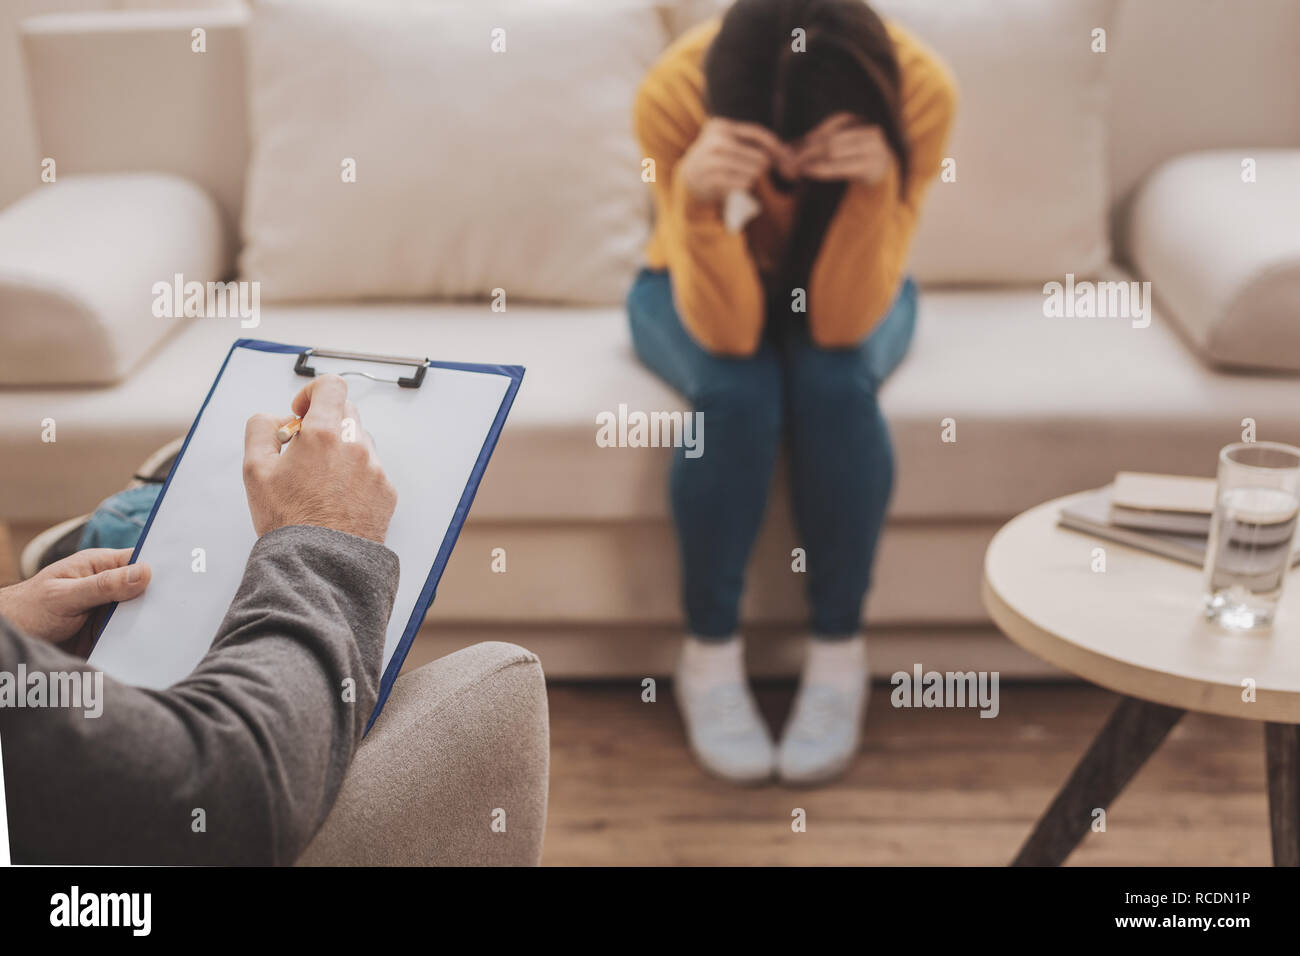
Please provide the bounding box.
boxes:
[299,642,550,866]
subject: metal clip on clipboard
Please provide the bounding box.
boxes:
[293,347,431,389]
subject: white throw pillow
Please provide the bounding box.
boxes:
[240,0,667,305]
[0,174,227,386]
[860,0,1116,284]
[1130,149,1300,373]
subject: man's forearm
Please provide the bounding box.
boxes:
[0,525,399,865]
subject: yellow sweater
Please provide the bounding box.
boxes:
[635,19,957,355]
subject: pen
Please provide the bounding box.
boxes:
[276,417,303,444]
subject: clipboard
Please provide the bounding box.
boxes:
[88,338,524,730]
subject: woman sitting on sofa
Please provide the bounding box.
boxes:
[628,0,956,784]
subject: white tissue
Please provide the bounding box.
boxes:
[723,189,762,234]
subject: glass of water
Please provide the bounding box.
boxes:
[1203,441,1300,630]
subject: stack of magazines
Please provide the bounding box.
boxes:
[1058,471,1300,568]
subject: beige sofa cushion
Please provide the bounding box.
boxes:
[1128,149,1300,373]
[6,269,1300,525]
[1106,0,1300,218]
[6,279,1300,631]
[843,0,1115,283]
[240,0,665,306]
[0,173,227,386]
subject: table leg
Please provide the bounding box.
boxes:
[1012,695,1185,866]
[1265,723,1300,867]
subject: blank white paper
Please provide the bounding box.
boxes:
[89,345,513,693]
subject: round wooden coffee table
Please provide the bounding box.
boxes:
[982,491,1300,866]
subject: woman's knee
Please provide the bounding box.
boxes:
[693,359,783,442]
[788,347,878,416]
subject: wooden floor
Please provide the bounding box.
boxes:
[544,681,1272,865]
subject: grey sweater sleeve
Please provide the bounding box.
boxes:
[0,524,399,866]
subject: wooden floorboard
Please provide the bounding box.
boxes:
[543,681,1271,866]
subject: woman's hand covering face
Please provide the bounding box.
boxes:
[793,113,893,185]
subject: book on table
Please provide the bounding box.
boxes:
[1059,481,1300,569]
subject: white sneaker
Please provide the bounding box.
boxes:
[673,635,774,784]
[778,635,869,785]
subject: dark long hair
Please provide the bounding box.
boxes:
[704,0,908,296]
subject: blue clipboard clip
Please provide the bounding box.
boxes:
[294,347,431,389]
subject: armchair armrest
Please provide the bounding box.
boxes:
[297,642,550,866]
[0,173,227,386]
[1128,149,1300,373]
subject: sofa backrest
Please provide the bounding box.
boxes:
[1104,0,1300,256]
[23,8,250,243]
[22,0,1300,262]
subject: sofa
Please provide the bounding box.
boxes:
[2,0,1299,685]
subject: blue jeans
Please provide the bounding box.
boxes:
[627,268,917,640]
[78,485,162,551]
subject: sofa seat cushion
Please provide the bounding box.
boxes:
[1129,149,1300,373]
[4,267,1300,526]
